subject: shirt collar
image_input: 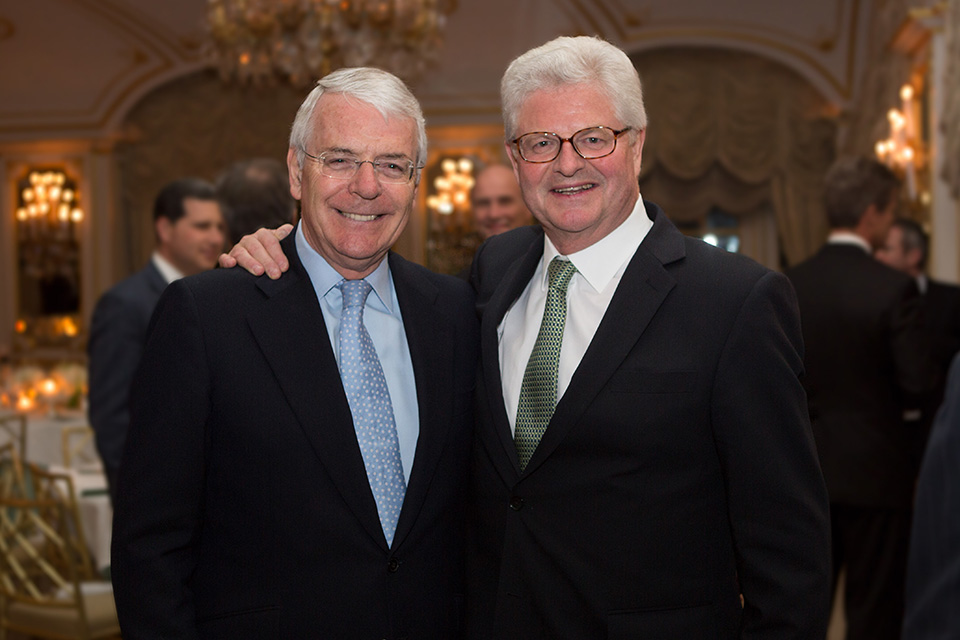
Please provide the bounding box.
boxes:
[827,231,872,254]
[295,222,394,312]
[540,196,652,294]
[151,251,184,284]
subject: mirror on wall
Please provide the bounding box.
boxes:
[13,167,84,352]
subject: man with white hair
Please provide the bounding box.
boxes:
[112,67,478,638]
[465,36,830,638]
[226,37,832,639]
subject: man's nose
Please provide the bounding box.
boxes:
[350,161,382,199]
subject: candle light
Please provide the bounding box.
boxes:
[16,392,35,412]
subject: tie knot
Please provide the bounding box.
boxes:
[547,258,577,294]
[339,279,373,310]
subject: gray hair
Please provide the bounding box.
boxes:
[288,67,427,174]
[500,36,647,140]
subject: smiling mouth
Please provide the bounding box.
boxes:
[552,184,596,194]
[338,210,382,222]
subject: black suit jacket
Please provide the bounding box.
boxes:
[918,280,960,426]
[88,259,167,499]
[112,232,479,639]
[467,203,831,639]
[786,243,932,508]
[903,352,960,639]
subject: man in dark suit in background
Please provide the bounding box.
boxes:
[877,217,960,446]
[470,164,533,241]
[786,157,933,640]
[224,36,832,639]
[111,67,479,638]
[216,157,299,247]
[88,178,225,500]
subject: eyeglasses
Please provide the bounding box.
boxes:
[303,150,420,184]
[511,126,632,163]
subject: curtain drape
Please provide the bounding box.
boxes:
[631,48,837,268]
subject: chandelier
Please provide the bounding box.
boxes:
[205,0,457,87]
[875,83,923,200]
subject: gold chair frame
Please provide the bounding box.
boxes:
[0,414,27,462]
[0,464,119,640]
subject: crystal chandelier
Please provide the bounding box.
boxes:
[205,0,457,87]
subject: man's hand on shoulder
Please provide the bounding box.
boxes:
[218,224,294,279]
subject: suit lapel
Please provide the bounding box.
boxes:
[245,234,386,548]
[481,235,545,480]
[521,205,686,476]
[386,254,451,548]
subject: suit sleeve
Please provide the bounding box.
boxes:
[903,354,960,639]
[88,290,146,497]
[712,270,832,639]
[111,280,209,640]
[890,281,936,405]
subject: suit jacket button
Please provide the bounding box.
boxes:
[387,557,400,572]
[509,496,524,511]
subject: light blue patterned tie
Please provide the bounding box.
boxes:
[338,279,406,547]
[515,257,578,471]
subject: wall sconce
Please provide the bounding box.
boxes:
[427,157,475,216]
[875,84,923,200]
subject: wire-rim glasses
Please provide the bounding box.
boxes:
[512,126,632,163]
[303,150,419,184]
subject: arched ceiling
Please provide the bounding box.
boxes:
[0,0,910,143]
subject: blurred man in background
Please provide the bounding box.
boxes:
[786,157,934,640]
[876,217,960,445]
[217,157,299,247]
[470,163,533,240]
[88,178,225,500]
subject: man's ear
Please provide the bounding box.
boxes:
[506,141,521,181]
[156,216,173,245]
[287,147,303,200]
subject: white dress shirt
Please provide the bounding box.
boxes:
[296,225,419,483]
[498,197,653,434]
[151,251,184,285]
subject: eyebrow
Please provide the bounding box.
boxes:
[321,146,412,161]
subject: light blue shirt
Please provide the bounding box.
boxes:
[296,224,419,483]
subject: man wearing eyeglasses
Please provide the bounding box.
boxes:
[466,36,830,639]
[224,37,831,639]
[111,67,478,639]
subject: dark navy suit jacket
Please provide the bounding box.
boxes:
[904,352,960,639]
[88,259,167,499]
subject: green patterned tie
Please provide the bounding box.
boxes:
[515,257,578,471]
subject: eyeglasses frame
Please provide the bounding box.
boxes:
[302,149,422,184]
[511,126,633,164]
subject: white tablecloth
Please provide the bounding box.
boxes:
[1,410,91,466]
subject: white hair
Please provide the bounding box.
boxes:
[288,67,427,172]
[500,36,647,140]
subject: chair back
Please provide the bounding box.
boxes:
[0,464,116,639]
[61,426,99,471]
[0,442,26,500]
[0,413,27,461]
